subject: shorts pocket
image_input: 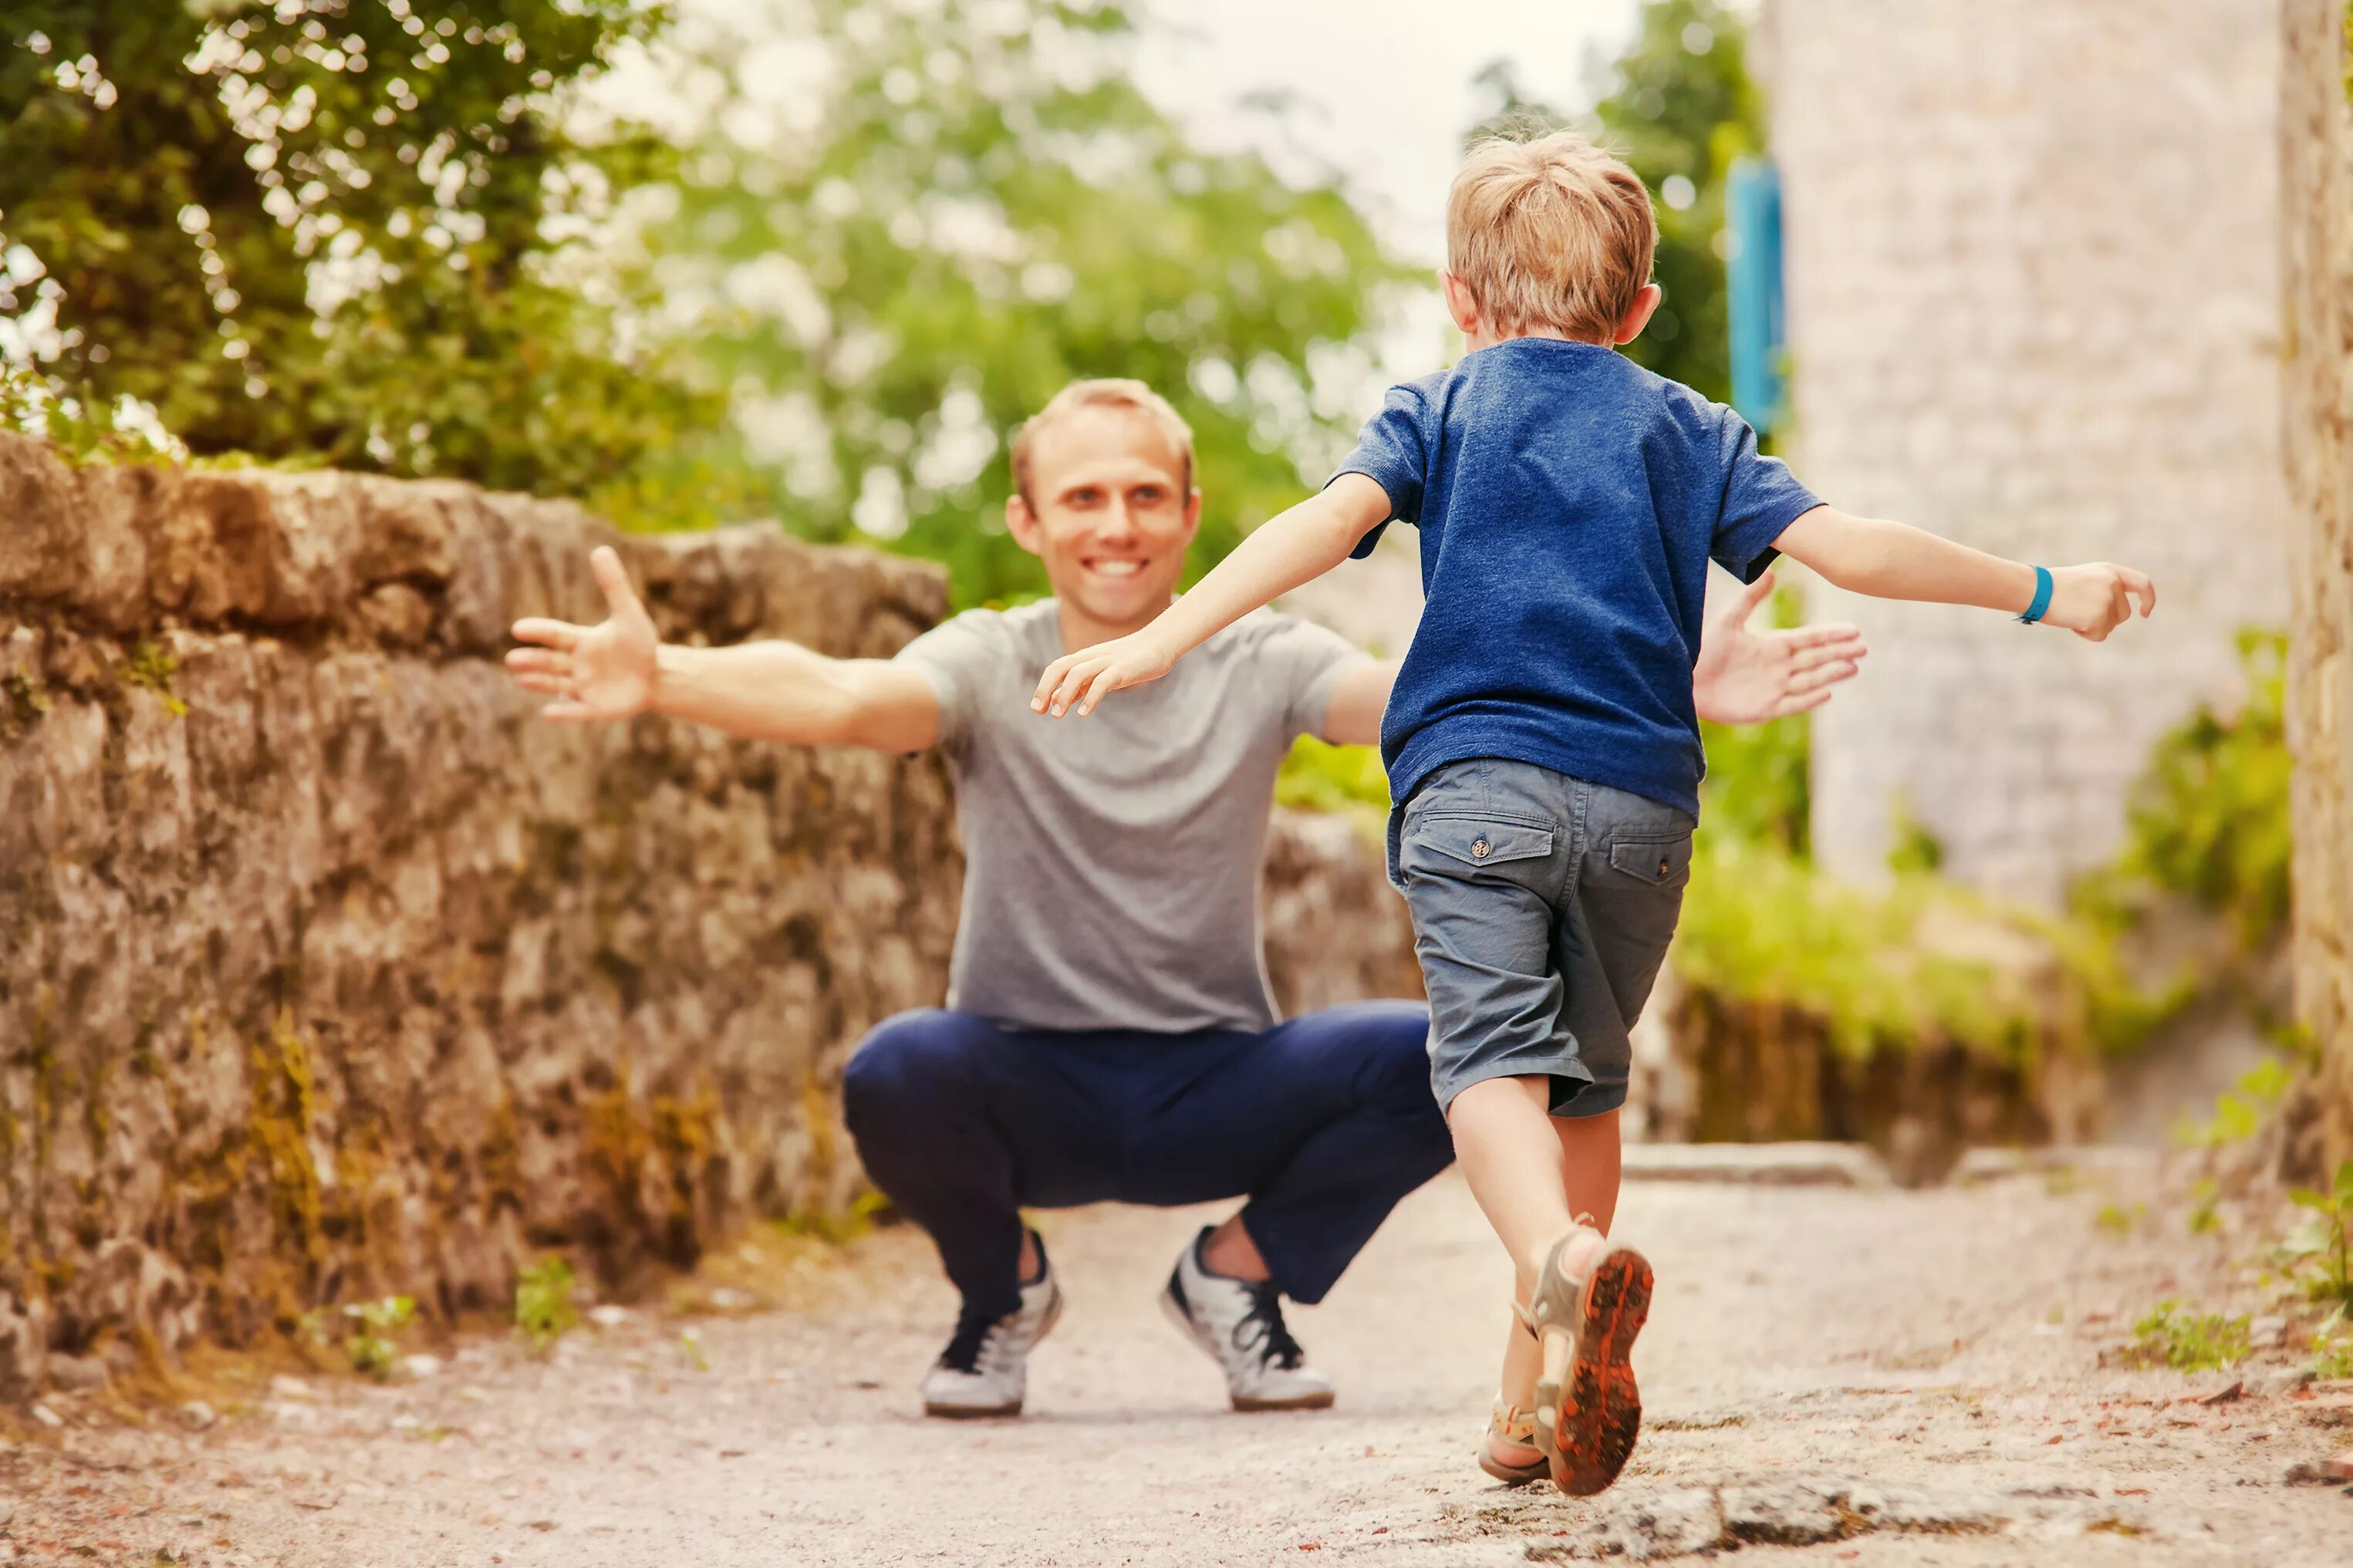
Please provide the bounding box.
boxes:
[1411,814,1555,871]
[1606,835,1693,889]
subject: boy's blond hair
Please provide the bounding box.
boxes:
[1446,130,1658,343]
[1010,378,1195,505]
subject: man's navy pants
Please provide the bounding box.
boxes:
[841,1000,1453,1321]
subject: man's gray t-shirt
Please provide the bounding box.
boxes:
[895,599,1369,1034]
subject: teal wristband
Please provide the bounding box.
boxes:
[2018,565,2053,625]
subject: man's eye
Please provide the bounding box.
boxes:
[1132,487,1166,506]
[1067,489,1102,507]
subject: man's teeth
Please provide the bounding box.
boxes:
[1090,560,1143,577]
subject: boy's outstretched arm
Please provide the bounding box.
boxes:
[1032,474,1393,717]
[1772,505,2156,640]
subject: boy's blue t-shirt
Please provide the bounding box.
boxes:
[1334,336,1821,817]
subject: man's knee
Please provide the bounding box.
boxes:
[1279,1000,1437,1104]
[842,1009,991,1128]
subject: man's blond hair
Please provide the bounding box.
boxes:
[1009,378,1195,505]
[1446,130,1657,342]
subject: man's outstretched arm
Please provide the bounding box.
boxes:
[505,546,941,753]
[1315,570,1867,748]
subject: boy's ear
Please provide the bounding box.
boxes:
[1613,282,1664,346]
[1440,270,1482,336]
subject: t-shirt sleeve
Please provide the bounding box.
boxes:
[1327,383,1431,561]
[1256,612,1376,741]
[1710,411,1824,584]
[890,608,1009,757]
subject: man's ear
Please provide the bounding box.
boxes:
[1180,487,1203,539]
[1614,282,1664,346]
[1440,270,1482,337]
[1005,492,1044,558]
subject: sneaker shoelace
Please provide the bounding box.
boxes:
[937,1305,1002,1375]
[1230,1280,1307,1371]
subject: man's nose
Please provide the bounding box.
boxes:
[1095,499,1139,540]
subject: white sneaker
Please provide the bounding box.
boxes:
[1160,1226,1335,1411]
[920,1233,1063,1418]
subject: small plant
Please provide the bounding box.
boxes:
[121,642,189,717]
[771,1190,893,1246]
[514,1256,579,1351]
[677,1328,710,1373]
[342,1296,415,1377]
[2095,1202,2145,1238]
[2173,1057,2297,1150]
[2282,1160,2353,1306]
[2186,1178,2223,1236]
[2310,1309,2353,1380]
[2126,1301,2252,1373]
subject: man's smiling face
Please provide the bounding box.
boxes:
[1007,402,1200,631]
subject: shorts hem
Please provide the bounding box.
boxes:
[1433,1057,1629,1120]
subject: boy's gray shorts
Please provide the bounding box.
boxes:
[1386,757,1695,1118]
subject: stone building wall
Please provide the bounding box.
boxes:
[0,437,1420,1396]
[1764,0,2291,905]
[2280,0,2353,1179]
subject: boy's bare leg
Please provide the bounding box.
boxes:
[1447,1078,1622,1464]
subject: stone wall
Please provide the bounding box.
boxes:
[0,436,969,1396]
[0,435,1424,1397]
[1764,0,2291,905]
[2279,0,2353,1180]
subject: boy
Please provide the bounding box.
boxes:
[1027,131,2153,1496]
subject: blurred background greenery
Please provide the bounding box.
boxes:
[1,0,1758,607]
[0,0,2296,1105]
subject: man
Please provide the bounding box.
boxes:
[505,378,1864,1419]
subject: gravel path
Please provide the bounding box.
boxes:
[4,1159,2350,1566]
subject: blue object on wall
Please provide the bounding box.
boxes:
[1726,157,1786,433]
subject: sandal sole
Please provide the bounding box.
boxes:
[1531,1237,1653,1497]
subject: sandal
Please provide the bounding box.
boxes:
[1477,1389,1550,1485]
[1528,1222,1653,1497]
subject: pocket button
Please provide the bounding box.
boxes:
[1659,856,1671,877]
[1471,838,1491,859]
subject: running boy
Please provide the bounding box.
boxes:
[1028,130,2155,1496]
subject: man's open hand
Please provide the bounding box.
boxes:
[1031,631,1179,717]
[1692,571,1868,726]
[505,546,660,722]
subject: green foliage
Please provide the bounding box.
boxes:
[2125,1301,2251,1374]
[341,1293,414,1377]
[2187,1177,2223,1236]
[2175,1057,2298,1150]
[2311,1317,2353,1379]
[1272,735,1389,822]
[1884,802,1946,878]
[2283,1161,2353,1307]
[513,1255,578,1351]
[2074,630,2292,953]
[1469,0,1759,403]
[1694,579,1811,852]
[1696,710,1811,855]
[770,1189,890,1246]
[0,0,729,514]
[122,641,190,717]
[1673,834,2115,1062]
[644,0,1410,604]
[2095,1202,2145,1238]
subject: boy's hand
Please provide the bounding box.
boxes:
[1031,630,1180,717]
[2041,563,2157,642]
[506,546,660,721]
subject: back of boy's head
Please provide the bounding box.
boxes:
[1446,130,1657,342]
